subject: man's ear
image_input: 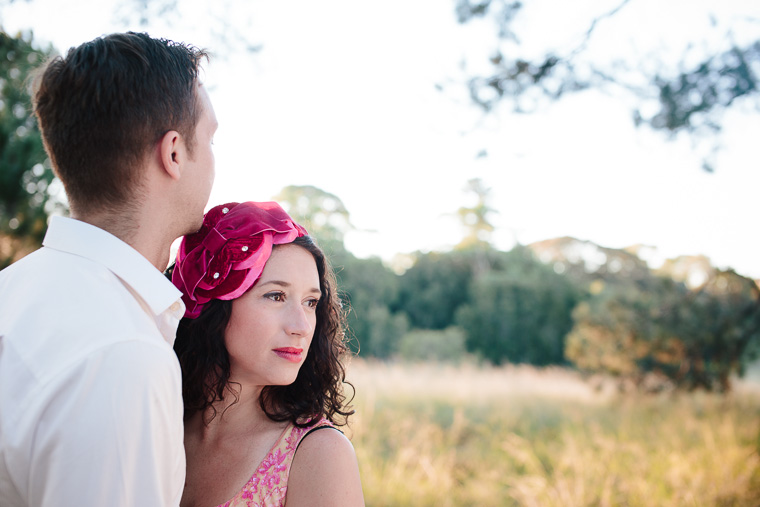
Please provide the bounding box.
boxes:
[159,130,182,181]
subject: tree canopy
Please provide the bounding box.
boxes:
[453,0,760,171]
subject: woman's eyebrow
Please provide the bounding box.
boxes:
[259,280,322,294]
[258,280,290,288]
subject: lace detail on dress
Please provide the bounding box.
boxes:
[218,418,335,507]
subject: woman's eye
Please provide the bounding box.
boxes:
[305,298,320,308]
[265,292,285,302]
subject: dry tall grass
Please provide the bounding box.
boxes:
[345,360,760,506]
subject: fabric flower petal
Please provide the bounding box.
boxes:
[172,201,307,318]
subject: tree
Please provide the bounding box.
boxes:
[527,237,655,290]
[274,185,353,255]
[453,0,760,172]
[0,30,64,268]
[455,177,496,249]
[566,266,760,392]
[455,246,579,365]
[359,305,409,359]
[396,248,507,330]
[330,251,405,358]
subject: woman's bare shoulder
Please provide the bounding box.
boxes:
[286,427,364,506]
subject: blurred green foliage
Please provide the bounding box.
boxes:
[332,251,407,358]
[455,246,579,366]
[568,266,760,392]
[0,30,63,268]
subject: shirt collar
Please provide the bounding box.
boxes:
[42,216,183,317]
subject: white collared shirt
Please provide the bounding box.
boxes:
[0,216,186,507]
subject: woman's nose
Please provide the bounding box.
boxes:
[285,303,313,336]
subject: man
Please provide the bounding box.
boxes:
[0,32,217,506]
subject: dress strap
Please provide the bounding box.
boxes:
[294,419,342,453]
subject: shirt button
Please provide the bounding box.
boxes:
[170,302,180,312]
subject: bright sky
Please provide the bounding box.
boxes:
[3,0,759,278]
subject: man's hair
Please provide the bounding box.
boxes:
[172,235,355,428]
[33,32,209,213]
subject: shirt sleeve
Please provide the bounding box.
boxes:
[27,340,185,507]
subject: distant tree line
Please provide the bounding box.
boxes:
[276,185,760,394]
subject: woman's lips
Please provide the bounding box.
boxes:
[273,347,303,363]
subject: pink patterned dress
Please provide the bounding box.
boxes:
[216,418,336,507]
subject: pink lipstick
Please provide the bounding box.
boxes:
[273,347,303,363]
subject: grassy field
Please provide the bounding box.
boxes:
[344,360,760,506]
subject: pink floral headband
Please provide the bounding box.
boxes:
[172,201,308,318]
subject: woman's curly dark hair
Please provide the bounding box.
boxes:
[171,235,354,427]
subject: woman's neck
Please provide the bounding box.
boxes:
[191,384,277,441]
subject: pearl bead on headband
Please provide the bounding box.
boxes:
[172,201,308,318]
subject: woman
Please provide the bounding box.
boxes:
[170,201,364,507]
